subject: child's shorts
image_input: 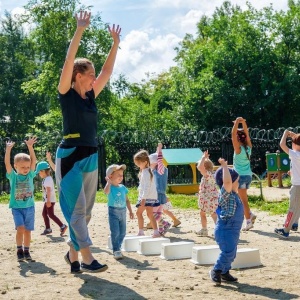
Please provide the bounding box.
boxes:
[12,206,35,231]
[136,198,160,208]
[238,175,252,189]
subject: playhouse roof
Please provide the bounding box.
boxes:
[162,148,203,165]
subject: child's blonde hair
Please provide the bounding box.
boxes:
[204,158,214,172]
[134,149,153,180]
[14,153,30,164]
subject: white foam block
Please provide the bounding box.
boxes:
[122,236,152,252]
[232,248,262,269]
[107,235,148,251]
[190,245,220,265]
[160,241,195,260]
[137,238,171,255]
[107,235,134,250]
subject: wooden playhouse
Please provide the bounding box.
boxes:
[162,148,203,194]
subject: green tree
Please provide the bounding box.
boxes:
[0,11,44,137]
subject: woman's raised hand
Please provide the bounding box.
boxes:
[76,11,91,30]
[108,24,122,44]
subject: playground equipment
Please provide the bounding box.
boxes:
[162,148,203,194]
[266,151,290,187]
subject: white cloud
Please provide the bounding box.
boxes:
[113,30,181,82]
[174,9,204,36]
[1,0,290,84]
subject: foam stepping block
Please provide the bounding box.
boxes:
[137,237,171,255]
[232,248,262,269]
[160,241,195,260]
[107,235,149,251]
[122,236,152,252]
[190,245,220,265]
[107,235,133,250]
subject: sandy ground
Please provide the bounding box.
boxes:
[248,186,290,202]
[0,187,299,300]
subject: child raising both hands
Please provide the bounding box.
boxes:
[196,150,218,237]
[5,137,37,262]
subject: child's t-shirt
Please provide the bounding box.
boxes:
[107,184,128,208]
[289,149,300,185]
[6,170,35,209]
[42,176,57,203]
[233,146,252,176]
[138,168,157,200]
[216,187,241,220]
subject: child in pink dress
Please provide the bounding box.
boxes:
[196,150,219,236]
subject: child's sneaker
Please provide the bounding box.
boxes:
[173,219,181,227]
[250,213,257,224]
[24,251,32,261]
[209,269,221,285]
[163,222,171,232]
[291,223,298,231]
[60,224,68,237]
[242,221,253,231]
[113,251,123,260]
[274,228,289,238]
[152,232,161,238]
[221,271,238,282]
[158,227,165,236]
[17,250,25,262]
[195,228,208,236]
[41,228,52,235]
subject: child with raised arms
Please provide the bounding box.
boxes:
[209,158,244,285]
[196,150,218,237]
[274,130,300,238]
[5,137,37,261]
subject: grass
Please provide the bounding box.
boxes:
[0,179,290,215]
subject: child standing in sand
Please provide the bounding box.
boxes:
[36,161,68,236]
[196,150,218,236]
[274,130,300,238]
[134,150,160,238]
[104,164,134,259]
[5,137,37,261]
[209,158,243,285]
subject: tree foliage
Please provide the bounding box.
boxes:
[2,0,300,146]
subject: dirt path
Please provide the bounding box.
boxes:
[0,192,299,300]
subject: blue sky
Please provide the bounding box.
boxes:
[0,0,289,83]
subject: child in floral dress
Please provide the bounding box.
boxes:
[196,150,219,236]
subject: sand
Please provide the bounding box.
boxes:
[0,188,299,300]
